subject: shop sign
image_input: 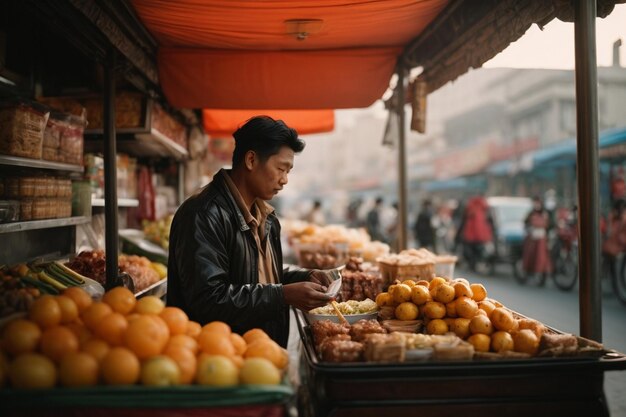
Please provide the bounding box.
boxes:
[599,144,626,159]
[434,142,491,179]
[489,137,539,162]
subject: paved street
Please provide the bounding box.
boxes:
[455,264,626,417]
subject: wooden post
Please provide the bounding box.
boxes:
[396,64,408,250]
[574,0,602,341]
[104,48,120,289]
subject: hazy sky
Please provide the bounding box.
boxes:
[485,4,625,69]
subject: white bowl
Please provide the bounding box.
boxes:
[305,311,378,325]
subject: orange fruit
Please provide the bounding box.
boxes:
[63,287,93,313]
[166,334,199,354]
[66,322,92,345]
[395,302,419,320]
[81,338,110,362]
[101,347,140,385]
[197,330,235,357]
[163,345,197,384]
[29,295,61,329]
[455,296,479,319]
[512,329,539,355]
[9,353,57,389]
[103,286,136,315]
[93,313,128,346]
[426,318,449,335]
[40,326,79,363]
[244,338,288,370]
[467,333,491,352]
[410,285,430,306]
[160,307,189,335]
[202,321,231,336]
[230,333,247,356]
[2,319,41,356]
[196,354,239,386]
[55,295,79,324]
[186,321,202,338]
[469,315,494,335]
[82,302,113,332]
[240,358,281,385]
[141,355,181,386]
[58,352,99,387]
[491,331,514,353]
[433,284,456,304]
[242,328,269,345]
[470,283,488,301]
[134,296,165,315]
[453,282,473,299]
[124,315,169,359]
[392,284,412,303]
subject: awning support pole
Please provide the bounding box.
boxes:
[104,48,120,289]
[396,64,408,250]
[575,0,602,341]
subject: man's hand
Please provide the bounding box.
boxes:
[283,282,332,311]
[308,270,333,287]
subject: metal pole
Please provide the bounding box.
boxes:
[574,0,601,341]
[104,48,120,289]
[396,64,408,250]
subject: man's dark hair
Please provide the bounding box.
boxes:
[232,116,305,167]
[375,197,383,205]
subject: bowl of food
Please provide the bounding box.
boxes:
[306,299,378,325]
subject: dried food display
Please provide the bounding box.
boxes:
[0,100,50,160]
[65,250,162,293]
[349,319,387,343]
[336,257,384,302]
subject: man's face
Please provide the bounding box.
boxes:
[249,146,294,200]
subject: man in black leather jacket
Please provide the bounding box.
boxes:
[168,116,332,347]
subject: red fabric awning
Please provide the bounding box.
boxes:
[132,0,449,109]
[160,48,400,109]
[203,109,334,137]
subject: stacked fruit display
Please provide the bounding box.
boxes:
[376,277,545,356]
[0,262,90,318]
[0,286,287,388]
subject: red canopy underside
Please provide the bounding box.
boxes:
[160,48,401,109]
[202,109,335,137]
[133,0,449,109]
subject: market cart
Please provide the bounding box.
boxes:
[294,310,626,417]
[0,385,293,417]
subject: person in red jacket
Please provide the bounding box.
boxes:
[457,195,494,271]
[522,196,552,283]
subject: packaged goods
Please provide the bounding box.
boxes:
[0,101,50,160]
[20,199,33,221]
[59,115,85,165]
[0,200,20,223]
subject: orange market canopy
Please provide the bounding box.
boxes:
[203,109,335,137]
[131,0,449,109]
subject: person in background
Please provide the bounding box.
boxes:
[346,198,363,228]
[456,195,494,271]
[167,116,332,347]
[366,197,386,243]
[305,200,326,225]
[602,199,626,287]
[386,201,400,252]
[522,196,552,282]
[414,199,436,252]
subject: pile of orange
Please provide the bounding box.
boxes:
[0,286,287,389]
[376,277,544,355]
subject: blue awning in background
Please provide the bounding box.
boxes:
[424,177,486,192]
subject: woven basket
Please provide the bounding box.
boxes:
[378,261,435,286]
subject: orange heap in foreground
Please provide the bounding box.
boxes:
[0,286,287,388]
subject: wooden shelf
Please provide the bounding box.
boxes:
[0,216,90,234]
[0,155,84,173]
[91,198,139,208]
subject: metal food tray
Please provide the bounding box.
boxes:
[294,309,626,417]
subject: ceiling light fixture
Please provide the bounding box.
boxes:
[284,19,324,41]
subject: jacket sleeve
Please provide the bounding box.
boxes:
[172,206,286,328]
[282,266,312,285]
